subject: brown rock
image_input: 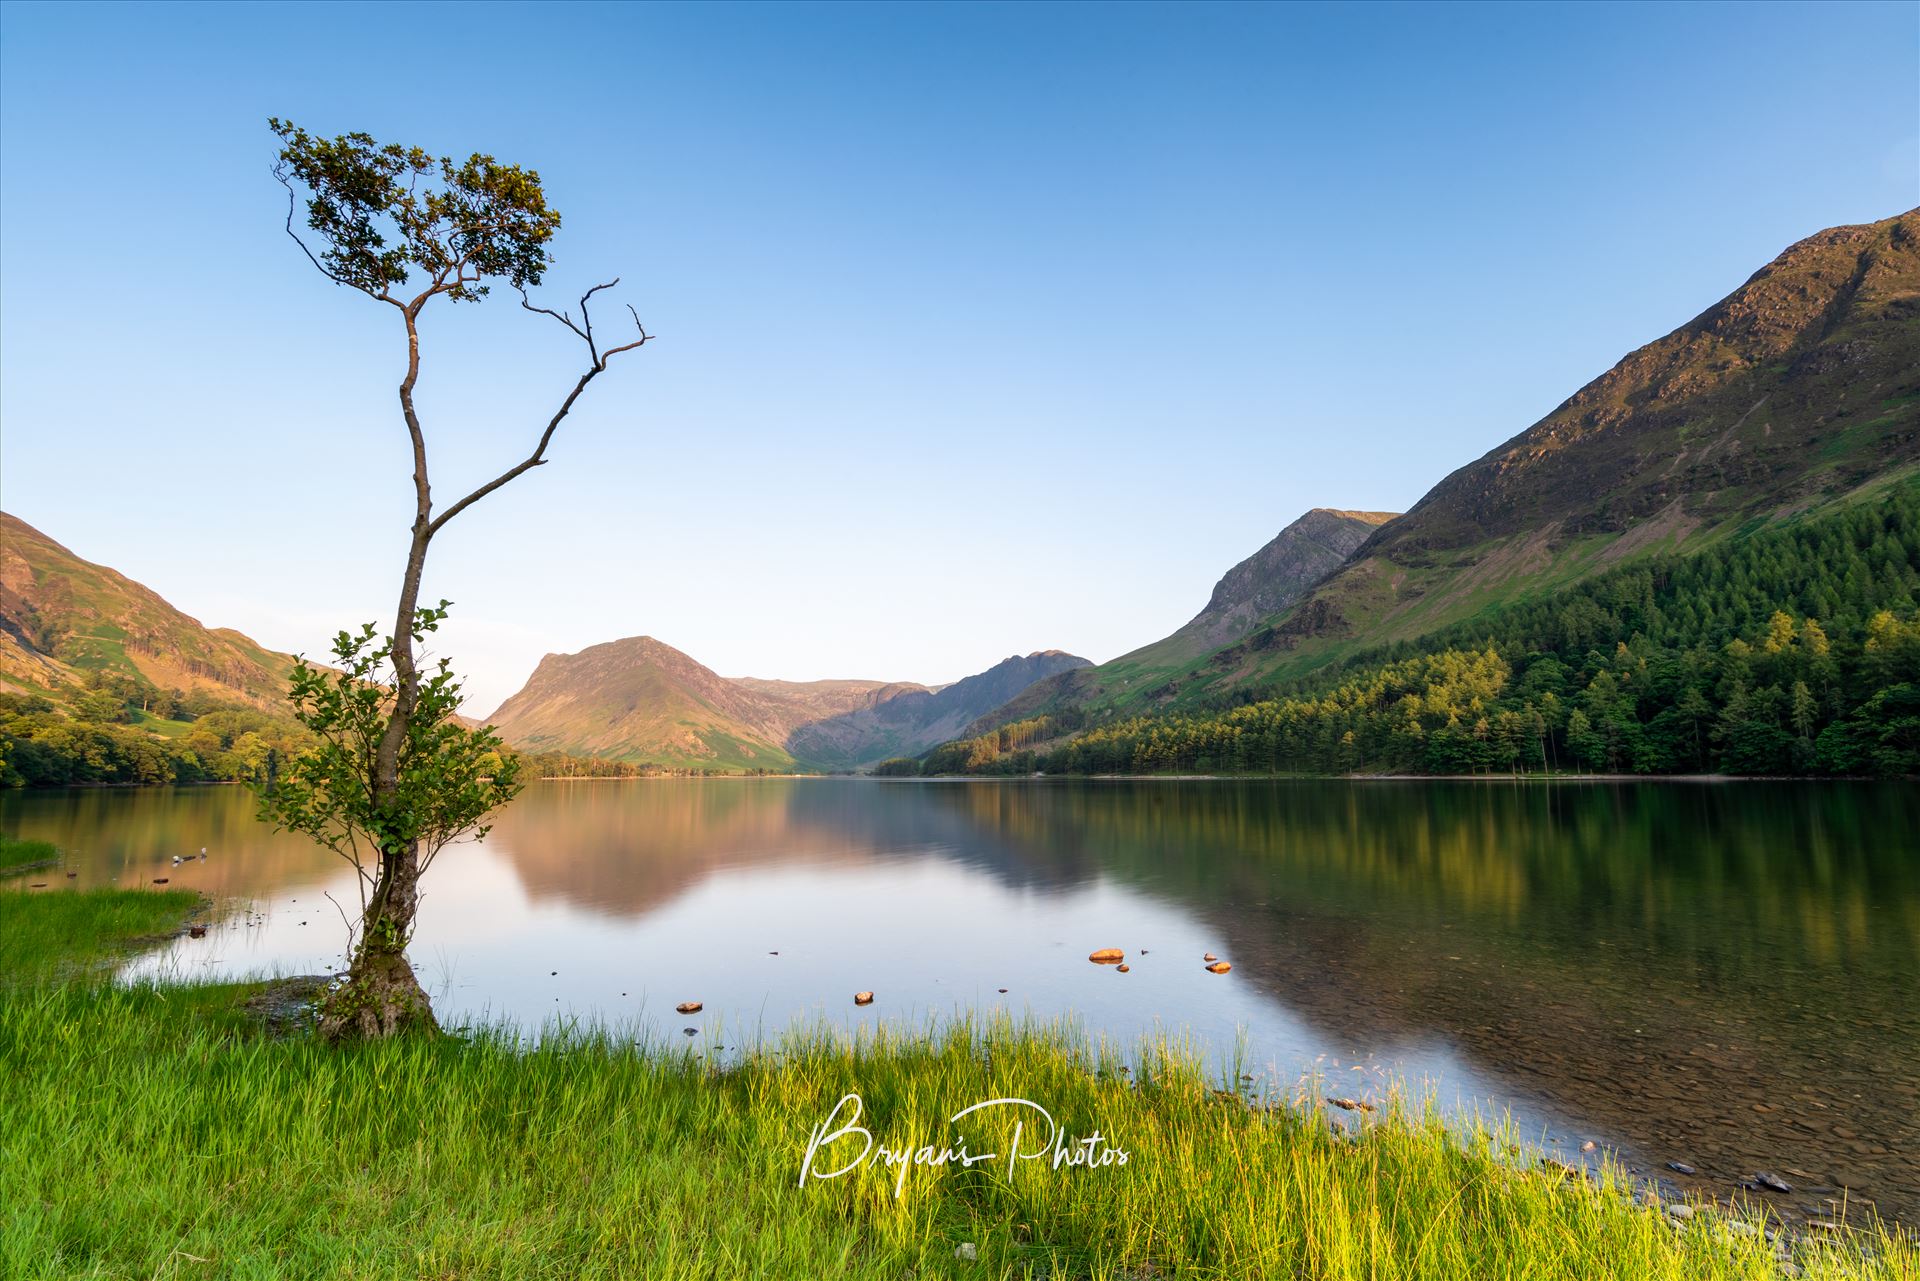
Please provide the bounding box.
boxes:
[152,878,169,885]
[1326,1096,1377,1113]
[188,925,207,939]
[674,1001,703,1015]
[1088,948,1124,964]
[853,991,875,1006]
[1116,964,1131,973]
[1203,952,1218,962]
[1205,961,1231,974]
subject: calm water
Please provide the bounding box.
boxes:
[4,778,1917,1223]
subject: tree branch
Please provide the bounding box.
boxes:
[275,168,403,311]
[425,282,650,538]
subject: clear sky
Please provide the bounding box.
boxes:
[2,1,1915,712]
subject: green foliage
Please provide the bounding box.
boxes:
[270,119,559,302]
[257,603,521,863]
[955,486,1920,778]
[0,690,305,787]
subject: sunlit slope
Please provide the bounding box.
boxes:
[0,512,299,713]
[1008,209,1920,724]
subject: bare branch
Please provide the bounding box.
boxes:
[426,371,595,537]
[518,286,590,345]
[425,280,652,538]
[601,304,654,363]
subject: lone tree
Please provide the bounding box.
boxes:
[260,120,650,1039]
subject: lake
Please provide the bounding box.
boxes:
[3,778,1916,1224]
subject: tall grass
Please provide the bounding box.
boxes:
[0,833,59,874]
[0,885,201,983]
[0,892,1911,1279]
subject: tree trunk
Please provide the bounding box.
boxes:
[325,316,439,1040]
[320,837,438,1040]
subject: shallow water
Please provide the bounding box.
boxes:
[4,777,1916,1223]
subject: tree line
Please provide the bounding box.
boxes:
[911,484,1920,778]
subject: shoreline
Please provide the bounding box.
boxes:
[4,887,1909,1278]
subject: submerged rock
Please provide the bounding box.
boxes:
[1753,1171,1793,1194]
[1668,1161,1697,1175]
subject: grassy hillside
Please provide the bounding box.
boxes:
[987,210,1920,731]
[0,514,312,786]
[1,513,298,713]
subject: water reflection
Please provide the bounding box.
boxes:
[3,778,1915,1223]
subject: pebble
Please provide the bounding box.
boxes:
[1667,1161,1697,1175]
[1666,1204,1694,1221]
[674,1001,703,1015]
[853,991,875,1006]
[1753,1171,1793,1194]
[1205,961,1231,974]
[954,1242,977,1261]
[1088,948,1124,963]
[1115,964,1131,973]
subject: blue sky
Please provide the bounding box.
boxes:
[2,1,1915,712]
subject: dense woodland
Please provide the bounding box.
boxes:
[921,486,1920,778]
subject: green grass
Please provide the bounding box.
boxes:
[0,834,60,875]
[0,883,202,983]
[0,892,1911,1280]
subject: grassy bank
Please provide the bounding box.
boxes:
[0,833,59,874]
[0,891,1910,1280]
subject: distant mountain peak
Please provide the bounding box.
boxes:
[487,634,1089,771]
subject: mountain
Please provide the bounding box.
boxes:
[1171,509,1400,655]
[485,636,1089,771]
[787,650,1092,769]
[965,508,1395,733]
[979,208,1920,728]
[0,512,299,713]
